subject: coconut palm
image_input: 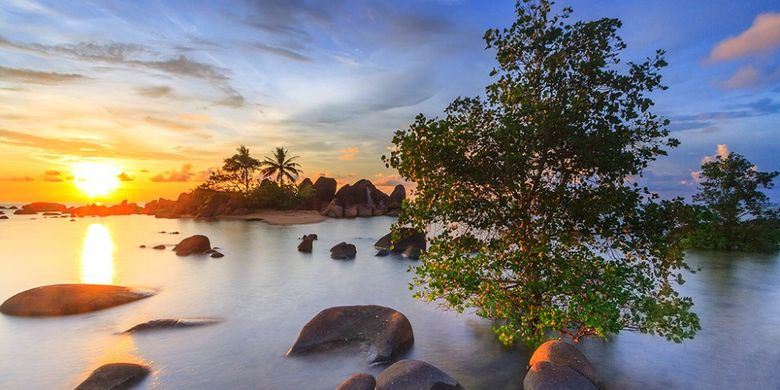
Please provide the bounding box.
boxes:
[260,147,302,185]
[222,145,261,193]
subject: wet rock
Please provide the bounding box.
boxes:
[0,284,155,317]
[14,209,37,215]
[356,205,373,218]
[139,245,146,249]
[335,373,376,390]
[298,235,315,253]
[70,219,76,222]
[375,228,426,254]
[523,360,596,390]
[9,206,17,209]
[0,216,7,220]
[152,245,166,250]
[74,362,150,390]
[158,231,166,234]
[303,234,318,240]
[376,249,389,257]
[123,318,221,333]
[174,235,211,256]
[375,360,464,390]
[42,212,60,216]
[169,231,179,235]
[287,305,414,364]
[525,340,601,389]
[330,242,357,259]
[402,246,422,260]
[210,251,224,258]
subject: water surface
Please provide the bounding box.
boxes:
[0,213,778,389]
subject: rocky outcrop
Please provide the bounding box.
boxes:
[174,235,211,256]
[375,228,426,255]
[387,185,406,210]
[524,340,601,390]
[287,305,414,364]
[375,360,464,390]
[74,363,150,390]
[0,284,155,317]
[21,202,66,213]
[335,373,376,390]
[321,179,404,218]
[330,242,357,259]
[314,177,337,203]
[123,318,221,333]
[68,200,141,217]
[14,209,37,215]
[156,189,250,218]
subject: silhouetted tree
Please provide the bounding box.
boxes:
[260,147,302,185]
[200,145,261,193]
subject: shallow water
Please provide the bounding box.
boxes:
[0,213,778,389]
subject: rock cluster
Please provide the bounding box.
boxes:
[523,340,601,390]
[321,180,405,218]
[145,189,249,218]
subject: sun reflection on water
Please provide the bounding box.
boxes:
[80,223,115,284]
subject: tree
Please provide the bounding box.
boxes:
[260,147,302,185]
[384,0,699,346]
[200,145,261,194]
[689,152,779,252]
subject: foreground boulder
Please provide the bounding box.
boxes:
[335,373,376,390]
[0,284,155,317]
[123,318,221,333]
[174,235,211,256]
[75,363,150,390]
[375,360,464,390]
[524,340,601,390]
[298,234,317,253]
[330,242,357,259]
[287,305,413,364]
[374,228,426,255]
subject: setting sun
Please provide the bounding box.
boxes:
[71,162,121,198]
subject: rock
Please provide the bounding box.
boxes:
[169,231,179,235]
[314,177,338,203]
[158,231,166,234]
[526,340,601,389]
[323,200,343,218]
[21,202,66,213]
[376,249,390,257]
[304,234,318,240]
[70,219,76,222]
[344,205,358,218]
[375,228,427,254]
[14,209,36,215]
[0,211,4,215]
[139,245,146,249]
[375,360,464,390]
[523,360,596,390]
[123,318,221,333]
[9,206,17,209]
[210,251,224,258]
[287,305,414,364]
[335,373,376,390]
[298,235,315,253]
[356,205,374,217]
[74,362,150,390]
[402,246,422,260]
[386,209,400,217]
[387,185,406,210]
[42,212,60,216]
[152,245,166,250]
[174,235,211,256]
[0,284,155,317]
[330,242,357,259]
[0,216,7,220]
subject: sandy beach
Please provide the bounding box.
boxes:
[220,210,327,225]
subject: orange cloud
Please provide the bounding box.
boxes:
[41,170,72,182]
[709,12,780,62]
[723,65,762,89]
[0,176,34,182]
[151,164,195,182]
[338,147,360,160]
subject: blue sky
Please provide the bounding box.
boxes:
[0,0,778,201]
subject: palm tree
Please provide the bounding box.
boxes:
[260,147,302,185]
[222,145,261,193]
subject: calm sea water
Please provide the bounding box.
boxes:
[0,213,778,389]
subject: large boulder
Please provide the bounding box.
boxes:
[174,235,211,256]
[375,360,464,390]
[75,363,150,390]
[524,340,601,390]
[298,235,316,253]
[314,177,338,203]
[335,373,376,390]
[21,202,66,213]
[387,185,406,210]
[330,242,357,259]
[375,228,427,254]
[123,318,221,333]
[0,284,155,317]
[287,305,414,364]
[322,200,343,218]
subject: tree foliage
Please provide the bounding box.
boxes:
[384,0,699,346]
[687,152,779,252]
[201,145,261,194]
[260,147,302,185]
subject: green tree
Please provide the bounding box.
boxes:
[384,0,699,346]
[260,147,302,185]
[201,145,261,194]
[689,152,779,251]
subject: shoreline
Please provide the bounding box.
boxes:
[212,210,328,225]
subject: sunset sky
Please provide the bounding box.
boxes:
[0,0,778,203]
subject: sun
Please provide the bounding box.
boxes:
[71,162,121,198]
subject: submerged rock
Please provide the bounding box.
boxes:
[524,340,601,390]
[124,318,221,333]
[13,209,36,215]
[152,245,166,250]
[330,242,357,259]
[74,362,150,390]
[335,373,376,390]
[0,216,7,220]
[210,251,224,258]
[375,228,426,256]
[139,245,146,249]
[375,249,390,257]
[375,360,464,390]
[298,236,315,253]
[0,284,155,317]
[174,235,211,256]
[287,305,414,364]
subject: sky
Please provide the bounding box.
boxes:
[0,0,778,203]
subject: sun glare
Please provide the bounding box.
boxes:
[72,162,121,198]
[80,223,115,285]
